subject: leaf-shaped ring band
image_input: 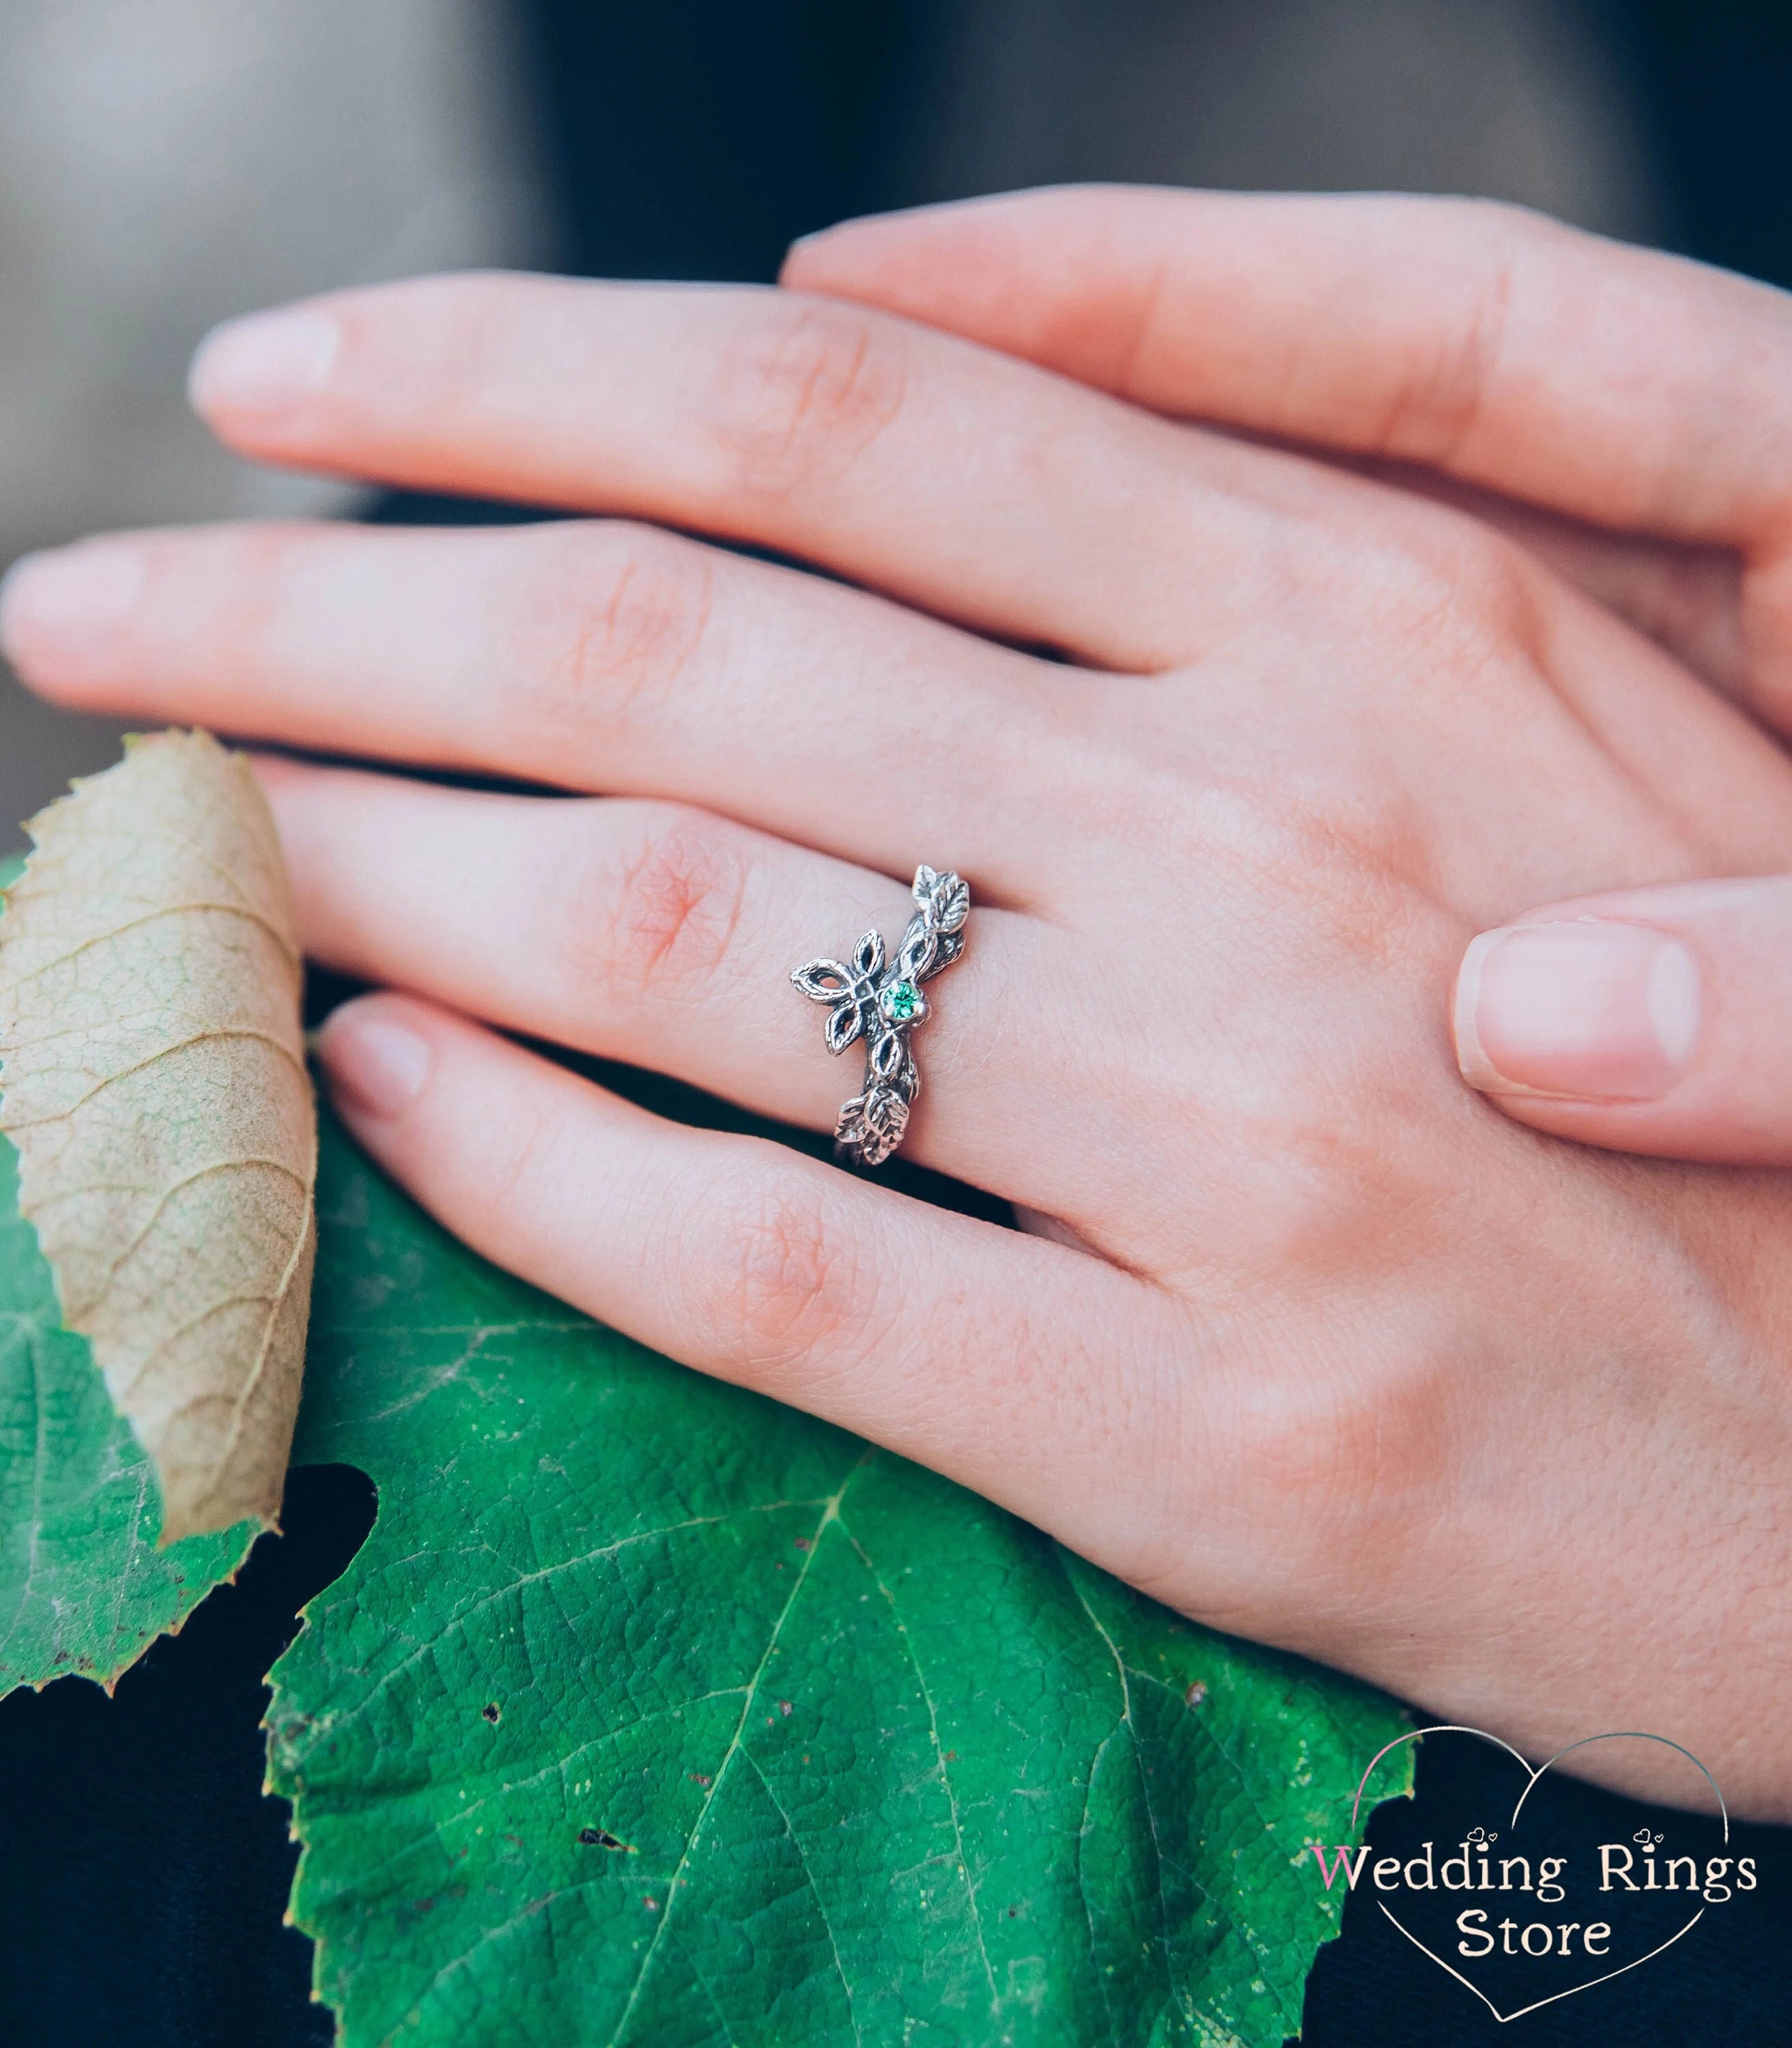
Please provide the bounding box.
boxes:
[789,865,970,1167]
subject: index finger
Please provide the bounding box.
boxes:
[787,188,1792,715]
[184,272,1283,672]
[788,187,1792,549]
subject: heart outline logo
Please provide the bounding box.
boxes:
[1348,1725,1729,2024]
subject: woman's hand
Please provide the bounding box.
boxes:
[6,197,1792,1814]
[788,186,1792,1174]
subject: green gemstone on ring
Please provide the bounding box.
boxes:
[882,978,921,1023]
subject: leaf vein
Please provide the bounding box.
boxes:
[603,1449,874,2046]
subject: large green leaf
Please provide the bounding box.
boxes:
[272,1113,1411,2045]
[0,853,257,1692]
[0,803,1411,2042]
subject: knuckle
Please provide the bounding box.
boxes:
[1330,508,1545,676]
[1399,515,1533,628]
[715,300,909,497]
[517,525,715,733]
[586,809,750,1006]
[702,1171,865,1369]
[1232,1392,1352,1522]
[1159,748,1419,909]
[1281,780,1425,909]
[1376,203,1529,466]
[1229,1352,1448,1580]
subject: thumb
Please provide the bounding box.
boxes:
[1452,876,1792,1165]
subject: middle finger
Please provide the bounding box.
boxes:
[3,517,1072,899]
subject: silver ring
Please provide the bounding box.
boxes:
[791,864,970,1167]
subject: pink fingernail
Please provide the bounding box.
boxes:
[188,307,339,415]
[318,1005,431,1117]
[0,543,145,662]
[1455,920,1701,1101]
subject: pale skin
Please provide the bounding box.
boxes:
[4,187,1791,1816]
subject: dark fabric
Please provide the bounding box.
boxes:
[515,0,951,282]
[0,1466,374,2048]
[1617,0,1792,286]
[1296,1730,1790,2044]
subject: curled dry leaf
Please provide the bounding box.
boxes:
[0,730,314,1541]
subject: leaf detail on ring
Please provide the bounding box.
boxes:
[790,958,851,1003]
[897,920,938,981]
[823,1001,866,1055]
[918,930,964,982]
[836,1084,908,1164]
[851,928,885,979]
[914,867,970,934]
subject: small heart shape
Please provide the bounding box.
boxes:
[1348,1725,1728,2024]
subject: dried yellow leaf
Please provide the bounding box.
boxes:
[0,730,313,1540]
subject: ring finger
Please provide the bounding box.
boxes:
[258,756,1082,1208]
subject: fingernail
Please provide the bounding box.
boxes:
[1455,920,1701,1101]
[317,1004,431,1117]
[188,307,339,415]
[0,543,145,661]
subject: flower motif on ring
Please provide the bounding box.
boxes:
[790,927,886,1056]
[791,866,969,1167]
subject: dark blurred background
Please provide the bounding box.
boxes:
[3,3,1791,2043]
